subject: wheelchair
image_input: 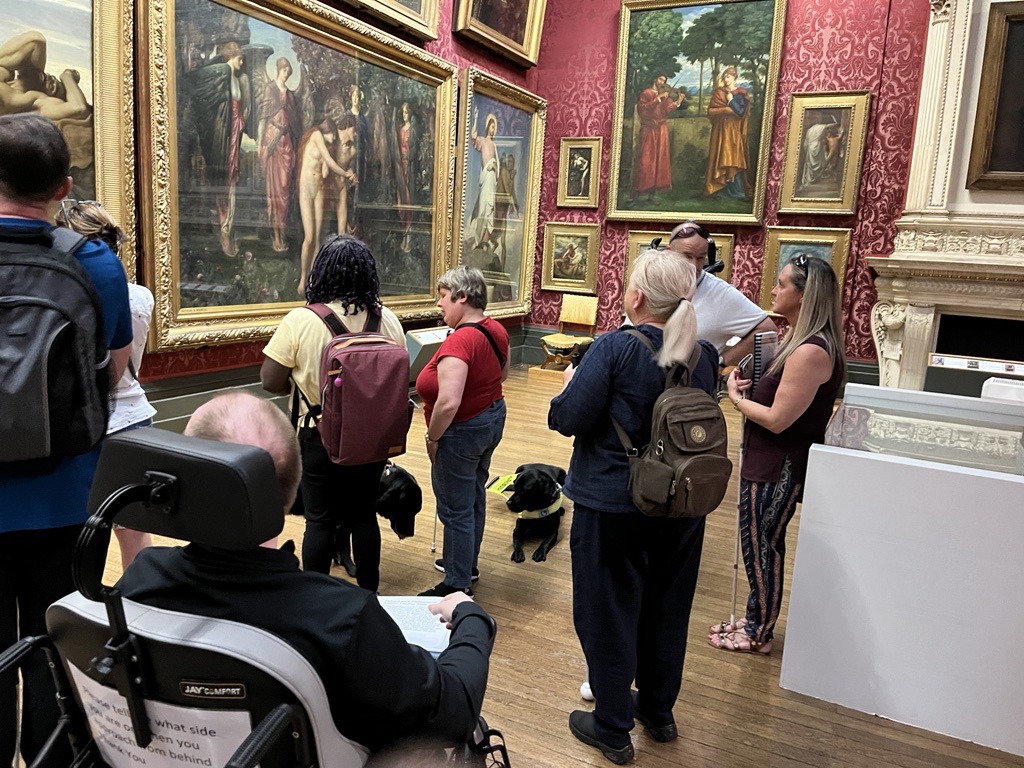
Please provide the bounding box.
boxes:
[1,429,510,768]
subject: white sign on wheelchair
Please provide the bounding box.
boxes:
[69,666,251,767]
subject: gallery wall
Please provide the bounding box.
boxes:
[143,0,930,378]
[527,0,931,361]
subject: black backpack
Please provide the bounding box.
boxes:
[0,225,111,463]
[612,330,732,518]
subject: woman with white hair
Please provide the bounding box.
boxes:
[416,265,509,597]
[548,249,718,764]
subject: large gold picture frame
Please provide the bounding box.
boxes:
[336,0,440,41]
[778,91,872,214]
[453,0,548,68]
[625,229,734,283]
[138,0,458,350]
[0,2,136,278]
[759,226,850,309]
[455,67,545,318]
[541,222,601,294]
[967,1,1024,190]
[607,0,787,224]
[557,137,602,209]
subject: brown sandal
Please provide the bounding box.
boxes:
[708,630,772,655]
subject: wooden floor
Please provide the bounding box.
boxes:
[103,368,1023,768]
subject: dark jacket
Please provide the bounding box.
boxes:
[117,544,495,752]
[548,326,718,513]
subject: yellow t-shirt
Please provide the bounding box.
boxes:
[263,302,406,424]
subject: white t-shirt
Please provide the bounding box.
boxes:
[263,302,406,424]
[691,273,768,352]
[107,283,158,433]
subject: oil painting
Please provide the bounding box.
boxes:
[607,0,787,223]
[759,227,850,308]
[453,0,548,67]
[557,137,602,208]
[139,0,457,348]
[541,222,600,294]
[779,91,871,214]
[456,68,545,317]
[0,0,135,273]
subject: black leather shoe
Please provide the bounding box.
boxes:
[631,690,678,742]
[568,710,634,765]
[417,581,473,597]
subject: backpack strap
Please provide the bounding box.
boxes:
[0,225,88,258]
[305,303,347,336]
[457,322,506,369]
[363,307,382,333]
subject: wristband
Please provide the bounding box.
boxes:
[425,432,439,444]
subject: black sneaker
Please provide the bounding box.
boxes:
[568,710,634,765]
[418,581,473,598]
[631,690,677,742]
[433,558,480,582]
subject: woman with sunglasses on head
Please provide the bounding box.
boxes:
[710,254,845,654]
[56,200,156,566]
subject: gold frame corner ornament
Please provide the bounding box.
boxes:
[541,221,601,294]
[455,67,546,319]
[777,90,872,215]
[966,2,1024,190]
[759,226,851,309]
[453,0,548,68]
[139,0,458,350]
[606,0,788,225]
[557,137,603,209]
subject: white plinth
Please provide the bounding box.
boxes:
[780,445,1024,757]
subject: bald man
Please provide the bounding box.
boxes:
[116,392,496,758]
[666,221,776,366]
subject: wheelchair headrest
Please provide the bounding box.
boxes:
[87,428,284,549]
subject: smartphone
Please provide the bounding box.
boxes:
[736,353,754,380]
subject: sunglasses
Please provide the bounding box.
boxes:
[790,254,810,271]
[59,198,102,218]
[669,221,709,242]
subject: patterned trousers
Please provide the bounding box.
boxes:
[738,458,802,643]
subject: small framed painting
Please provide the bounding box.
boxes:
[759,227,850,309]
[624,229,735,283]
[453,0,548,67]
[557,137,602,208]
[778,90,872,214]
[541,222,601,294]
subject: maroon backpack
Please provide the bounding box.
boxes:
[300,304,413,466]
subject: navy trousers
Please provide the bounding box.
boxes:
[571,504,705,744]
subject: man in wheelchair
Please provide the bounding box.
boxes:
[5,392,501,767]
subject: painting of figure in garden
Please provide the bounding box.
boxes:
[173,0,438,308]
[610,0,784,220]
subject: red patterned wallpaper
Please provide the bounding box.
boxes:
[528,0,931,360]
[145,0,930,377]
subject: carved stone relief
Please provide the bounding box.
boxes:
[871,301,907,388]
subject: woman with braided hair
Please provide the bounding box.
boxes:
[261,235,406,591]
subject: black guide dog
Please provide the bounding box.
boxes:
[506,463,566,563]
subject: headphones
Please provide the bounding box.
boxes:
[650,221,722,274]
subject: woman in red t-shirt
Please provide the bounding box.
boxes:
[415,266,509,596]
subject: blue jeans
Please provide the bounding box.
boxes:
[432,399,506,589]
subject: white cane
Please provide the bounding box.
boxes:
[730,408,746,629]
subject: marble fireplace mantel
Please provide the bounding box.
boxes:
[869,0,1024,389]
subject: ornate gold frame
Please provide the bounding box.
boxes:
[94,0,137,279]
[606,0,788,224]
[138,0,458,350]
[759,226,850,309]
[967,1,1024,190]
[335,0,440,40]
[625,229,734,283]
[557,137,603,208]
[453,0,548,67]
[778,90,872,214]
[455,67,545,318]
[541,222,600,294]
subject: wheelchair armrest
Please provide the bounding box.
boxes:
[226,703,313,768]
[0,636,46,674]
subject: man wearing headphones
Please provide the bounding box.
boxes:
[665,221,776,365]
